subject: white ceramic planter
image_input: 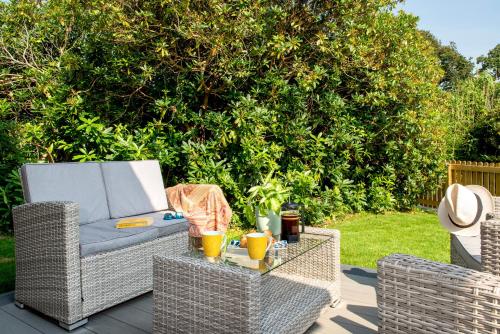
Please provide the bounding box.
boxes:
[255,207,281,237]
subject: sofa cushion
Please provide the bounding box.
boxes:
[101,160,169,218]
[131,211,188,237]
[79,212,188,257]
[80,220,159,257]
[21,162,110,224]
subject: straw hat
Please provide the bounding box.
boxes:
[438,183,494,236]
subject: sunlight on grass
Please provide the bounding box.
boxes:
[227,210,448,269]
[327,210,449,269]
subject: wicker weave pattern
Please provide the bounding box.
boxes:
[494,197,500,214]
[13,200,190,326]
[481,218,500,276]
[270,227,341,299]
[13,201,83,325]
[378,254,500,333]
[81,230,189,317]
[261,230,340,334]
[477,196,499,275]
[153,228,340,334]
[153,255,261,334]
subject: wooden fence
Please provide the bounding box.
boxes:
[418,160,500,208]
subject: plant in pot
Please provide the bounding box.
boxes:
[245,172,290,237]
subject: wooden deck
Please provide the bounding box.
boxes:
[0,265,378,334]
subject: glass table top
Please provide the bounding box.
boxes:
[185,232,332,275]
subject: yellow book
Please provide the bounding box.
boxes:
[115,217,153,229]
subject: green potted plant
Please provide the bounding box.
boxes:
[246,171,290,237]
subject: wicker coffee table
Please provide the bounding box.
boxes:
[152,226,340,334]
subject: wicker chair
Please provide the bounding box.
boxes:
[377,196,500,333]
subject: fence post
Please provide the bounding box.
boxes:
[448,163,453,186]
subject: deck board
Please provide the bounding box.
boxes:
[103,301,153,332]
[0,266,379,334]
[1,303,93,334]
[0,309,43,334]
[84,313,147,334]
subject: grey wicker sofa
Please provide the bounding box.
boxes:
[377,196,500,333]
[13,160,189,330]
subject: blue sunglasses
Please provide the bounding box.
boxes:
[163,212,184,220]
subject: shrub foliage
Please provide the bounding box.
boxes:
[446,73,500,162]
[0,0,449,229]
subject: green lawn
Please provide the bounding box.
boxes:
[0,210,448,294]
[0,234,15,294]
[328,210,449,269]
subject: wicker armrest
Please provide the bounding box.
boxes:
[482,218,500,276]
[377,254,500,333]
[12,201,83,324]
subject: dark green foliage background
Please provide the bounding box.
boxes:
[0,0,451,229]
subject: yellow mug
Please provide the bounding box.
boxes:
[247,232,272,260]
[202,231,227,257]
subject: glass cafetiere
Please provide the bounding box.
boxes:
[281,202,302,243]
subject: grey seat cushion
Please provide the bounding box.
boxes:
[80,220,158,257]
[21,162,110,224]
[132,211,188,238]
[452,234,481,270]
[79,211,188,257]
[101,160,169,218]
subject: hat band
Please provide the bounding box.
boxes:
[448,193,483,229]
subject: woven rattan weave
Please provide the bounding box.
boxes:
[152,227,341,334]
[378,253,500,333]
[13,200,189,328]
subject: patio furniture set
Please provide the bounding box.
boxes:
[11,159,500,333]
[12,160,341,333]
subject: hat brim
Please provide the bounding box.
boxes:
[438,185,494,236]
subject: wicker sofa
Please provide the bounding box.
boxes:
[377,196,500,333]
[13,160,189,330]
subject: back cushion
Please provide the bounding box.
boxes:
[100,160,169,218]
[21,162,110,224]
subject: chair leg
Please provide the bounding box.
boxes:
[14,301,24,309]
[58,318,88,331]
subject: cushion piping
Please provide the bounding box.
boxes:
[98,162,113,221]
[20,166,31,203]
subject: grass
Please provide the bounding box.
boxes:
[0,210,447,294]
[328,210,449,269]
[0,234,15,294]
